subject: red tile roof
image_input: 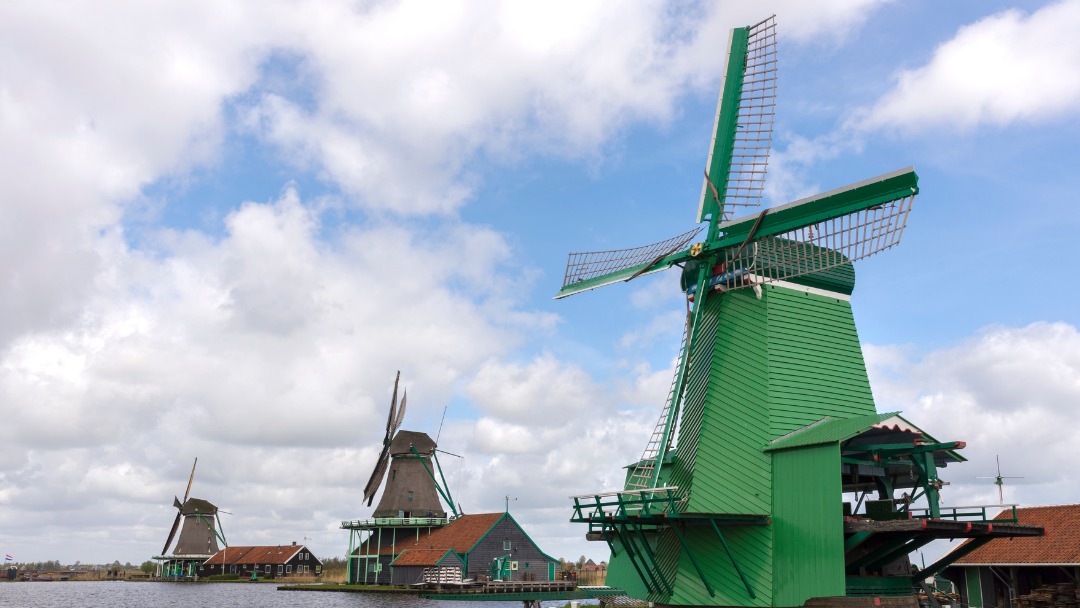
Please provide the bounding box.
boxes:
[205,545,317,566]
[392,548,460,567]
[355,542,397,556]
[354,528,438,556]
[953,504,1079,565]
[391,513,505,565]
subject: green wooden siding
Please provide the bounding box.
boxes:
[608,280,876,606]
[772,443,845,606]
[604,537,650,599]
[765,285,877,436]
[965,568,983,608]
[686,287,772,516]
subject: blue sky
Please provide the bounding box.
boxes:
[1,0,1078,567]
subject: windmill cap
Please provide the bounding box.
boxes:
[389,430,436,455]
[181,497,219,515]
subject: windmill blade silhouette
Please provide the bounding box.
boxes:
[183,458,197,503]
[363,372,402,506]
[392,390,407,436]
[162,508,182,555]
[161,458,198,554]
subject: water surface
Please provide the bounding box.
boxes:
[0,581,568,608]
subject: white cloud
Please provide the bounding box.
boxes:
[463,353,602,426]
[242,0,895,214]
[857,0,1080,132]
[866,322,1080,504]
[864,323,1080,565]
[0,184,549,561]
[0,2,281,351]
[0,0,902,565]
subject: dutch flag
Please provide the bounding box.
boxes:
[4,555,12,562]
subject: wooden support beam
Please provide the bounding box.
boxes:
[710,519,756,599]
[921,537,994,580]
[669,523,716,598]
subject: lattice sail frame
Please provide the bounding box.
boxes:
[720,16,777,220]
[625,313,690,492]
[712,195,914,292]
[561,228,700,289]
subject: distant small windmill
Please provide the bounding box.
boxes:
[157,458,227,578]
[362,371,458,518]
[344,371,461,585]
[161,459,227,554]
[977,454,1024,504]
[362,371,408,507]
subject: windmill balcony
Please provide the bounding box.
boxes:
[340,516,449,530]
[905,504,1019,523]
[570,487,684,529]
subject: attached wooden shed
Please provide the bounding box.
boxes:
[389,512,559,585]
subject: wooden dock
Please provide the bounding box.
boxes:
[419,581,624,604]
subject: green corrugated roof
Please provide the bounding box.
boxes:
[764,411,904,452]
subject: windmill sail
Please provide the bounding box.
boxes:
[392,390,407,435]
[557,228,701,299]
[693,167,918,296]
[699,16,777,223]
[161,458,198,555]
[363,371,402,506]
[556,17,777,301]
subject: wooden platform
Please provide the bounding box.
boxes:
[844,517,1044,538]
[419,581,624,602]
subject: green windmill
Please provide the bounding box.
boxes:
[559,16,1041,608]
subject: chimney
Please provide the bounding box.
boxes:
[292,541,297,546]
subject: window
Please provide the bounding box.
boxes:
[286,565,292,574]
[315,565,321,574]
[230,565,237,574]
[277,565,283,574]
[503,540,512,551]
[392,470,397,480]
[265,565,271,574]
[407,491,414,502]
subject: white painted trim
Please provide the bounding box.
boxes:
[870,415,919,433]
[719,276,851,301]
